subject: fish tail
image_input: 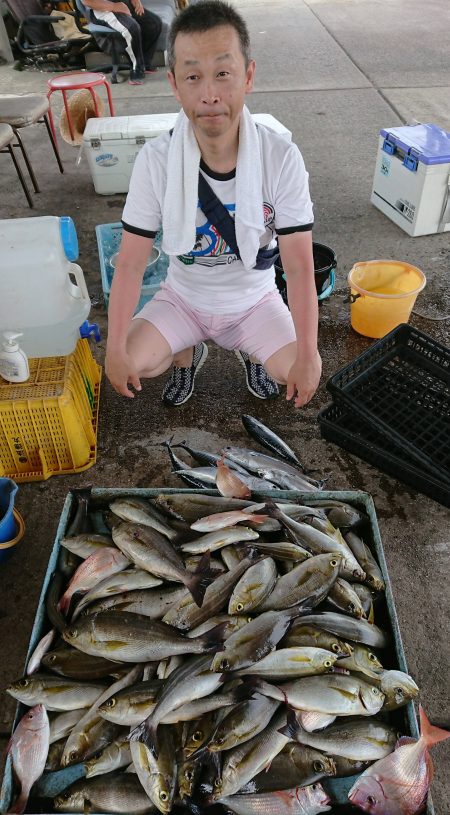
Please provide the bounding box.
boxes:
[186,551,216,607]
[241,676,283,702]
[420,705,450,748]
[199,621,229,652]
[129,719,159,757]
[278,707,301,740]
[8,787,28,814]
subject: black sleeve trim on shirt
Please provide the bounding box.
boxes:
[276,222,314,235]
[121,220,157,239]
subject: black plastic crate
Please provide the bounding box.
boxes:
[318,401,450,508]
[326,323,450,485]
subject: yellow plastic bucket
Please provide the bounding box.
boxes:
[348,260,426,338]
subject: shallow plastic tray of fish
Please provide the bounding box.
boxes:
[0,487,435,815]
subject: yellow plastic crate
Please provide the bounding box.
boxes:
[0,340,102,482]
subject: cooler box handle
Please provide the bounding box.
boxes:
[66,263,90,304]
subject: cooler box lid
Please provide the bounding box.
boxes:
[380,123,450,165]
[83,113,179,142]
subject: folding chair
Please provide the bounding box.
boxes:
[0,95,64,187]
[0,123,34,207]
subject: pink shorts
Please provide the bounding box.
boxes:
[134,283,296,364]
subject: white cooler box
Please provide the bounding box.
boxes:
[83,113,292,195]
[371,122,450,236]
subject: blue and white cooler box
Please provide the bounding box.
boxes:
[83,113,292,195]
[371,123,450,236]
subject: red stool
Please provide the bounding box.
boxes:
[47,72,115,147]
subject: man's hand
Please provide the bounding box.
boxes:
[115,2,131,13]
[132,0,144,15]
[286,350,322,409]
[105,351,142,398]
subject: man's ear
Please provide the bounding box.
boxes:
[245,59,256,94]
[167,71,181,102]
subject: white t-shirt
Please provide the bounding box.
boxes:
[122,124,314,314]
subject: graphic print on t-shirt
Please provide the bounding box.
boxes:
[177,201,275,267]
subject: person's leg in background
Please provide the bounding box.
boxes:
[89,11,146,82]
[132,7,162,72]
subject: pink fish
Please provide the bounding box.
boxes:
[6,704,49,814]
[191,510,269,532]
[348,705,450,814]
[58,546,130,615]
[216,456,252,499]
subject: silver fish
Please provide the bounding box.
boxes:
[175,467,279,492]
[62,611,224,662]
[241,414,304,468]
[129,655,223,755]
[181,526,259,554]
[207,695,280,753]
[228,557,278,613]
[54,773,156,813]
[338,643,383,678]
[6,704,49,815]
[211,710,290,800]
[130,726,177,813]
[155,493,252,523]
[26,628,56,675]
[112,522,214,607]
[6,674,106,711]
[255,553,341,612]
[295,612,389,648]
[210,607,306,672]
[174,442,251,474]
[42,648,124,680]
[234,647,337,679]
[367,669,420,710]
[98,680,163,725]
[280,712,397,760]
[344,530,385,591]
[219,784,331,814]
[82,585,189,619]
[60,534,114,559]
[253,673,384,716]
[162,550,260,631]
[71,568,163,620]
[327,577,367,618]
[110,497,178,541]
[49,709,84,744]
[85,736,132,777]
[281,622,353,657]
[239,742,336,793]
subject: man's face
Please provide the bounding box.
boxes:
[168,25,255,140]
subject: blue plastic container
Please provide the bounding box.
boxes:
[0,477,18,543]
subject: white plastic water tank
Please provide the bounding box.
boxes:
[0,216,91,358]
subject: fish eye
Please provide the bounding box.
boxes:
[185,770,194,781]
[27,712,34,720]
[331,643,340,653]
[367,796,377,806]
[324,659,333,668]
[105,698,116,708]
[215,735,225,745]
[311,784,317,791]
[313,761,324,772]
[66,628,77,638]
[18,678,29,687]
[349,603,357,612]
[395,687,404,696]
[213,778,221,788]
[69,751,78,761]
[219,659,230,671]
[159,791,168,802]
[372,687,380,694]
[192,730,203,742]
[330,559,338,567]
[368,652,377,661]
[48,654,56,663]
[236,603,244,612]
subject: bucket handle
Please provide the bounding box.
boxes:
[344,292,362,304]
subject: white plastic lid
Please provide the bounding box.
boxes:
[3,331,22,351]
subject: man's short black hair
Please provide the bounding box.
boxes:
[168,1,251,73]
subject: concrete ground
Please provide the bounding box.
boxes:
[0,0,449,810]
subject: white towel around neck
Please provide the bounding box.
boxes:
[161,106,266,271]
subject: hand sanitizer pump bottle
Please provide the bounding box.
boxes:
[0,332,30,383]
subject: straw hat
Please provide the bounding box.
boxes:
[59,89,105,145]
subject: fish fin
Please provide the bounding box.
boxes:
[230,683,257,703]
[83,797,93,815]
[186,551,217,607]
[425,750,435,786]
[278,707,301,740]
[129,720,159,757]
[395,735,417,749]
[367,603,375,624]
[419,705,450,748]
[247,514,269,524]
[199,622,229,652]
